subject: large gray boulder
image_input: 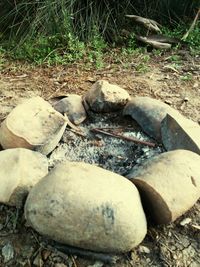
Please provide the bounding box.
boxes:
[0,96,67,155]
[127,150,200,224]
[123,96,181,142]
[0,148,48,207]
[25,161,147,253]
[83,80,130,112]
[161,114,200,155]
[53,94,87,125]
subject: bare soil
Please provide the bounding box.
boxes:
[0,50,200,267]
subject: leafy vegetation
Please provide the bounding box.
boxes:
[162,21,200,52]
[0,0,199,65]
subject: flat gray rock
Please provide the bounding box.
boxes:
[83,80,130,112]
[161,114,200,155]
[0,148,48,207]
[53,94,87,125]
[2,243,14,263]
[25,161,147,253]
[123,96,181,142]
[127,150,200,224]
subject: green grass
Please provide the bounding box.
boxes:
[162,21,200,52]
[1,0,199,42]
[7,32,107,67]
[0,0,199,65]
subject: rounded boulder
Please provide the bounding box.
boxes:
[0,96,67,155]
[0,148,48,207]
[83,80,130,113]
[127,150,200,224]
[53,94,87,125]
[25,161,147,253]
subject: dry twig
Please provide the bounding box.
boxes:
[50,243,119,264]
[182,9,200,41]
[191,224,200,230]
[71,255,78,267]
[91,128,156,147]
[64,114,86,137]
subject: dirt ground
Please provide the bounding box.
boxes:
[0,49,200,267]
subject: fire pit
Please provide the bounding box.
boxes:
[49,110,163,175]
[1,80,200,258]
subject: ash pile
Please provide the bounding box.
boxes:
[49,111,163,176]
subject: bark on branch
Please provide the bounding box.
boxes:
[91,128,157,147]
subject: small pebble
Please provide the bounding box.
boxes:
[130,251,137,260]
[33,252,43,266]
[171,246,176,251]
[41,249,51,261]
[2,242,14,263]
[146,258,151,263]
[183,97,189,102]
[139,245,150,254]
[193,82,199,88]
[180,218,192,226]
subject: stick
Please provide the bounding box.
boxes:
[191,224,200,230]
[48,243,119,264]
[93,127,135,131]
[182,9,200,41]
[64,114,86,137]
[69,128,86,138]
[91,128,156,147]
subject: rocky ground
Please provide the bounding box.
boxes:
[0,49,200,267]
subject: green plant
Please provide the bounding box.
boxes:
[135,62,150,73]
[183,22,200,52]
[141,54,150,63]
[1,0,199,42]
[167,54,182,63]
[162,21,200,53]
[9,30,107,67]
[86,30,107,68]
[152,49,163,56]
[180,73,193,81]
[0,0,199,65]
[127,33,138,50]
[12,34,86,65]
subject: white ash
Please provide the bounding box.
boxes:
[49,112,163,176]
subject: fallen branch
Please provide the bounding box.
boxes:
[136,35,171,49]
[47,243,119,264]
[91,128,156,147]
[163,65,180,73]
[69,128,86,138]
[125,15,161,33]
[182,8,200,41]
[92,126,136,132]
